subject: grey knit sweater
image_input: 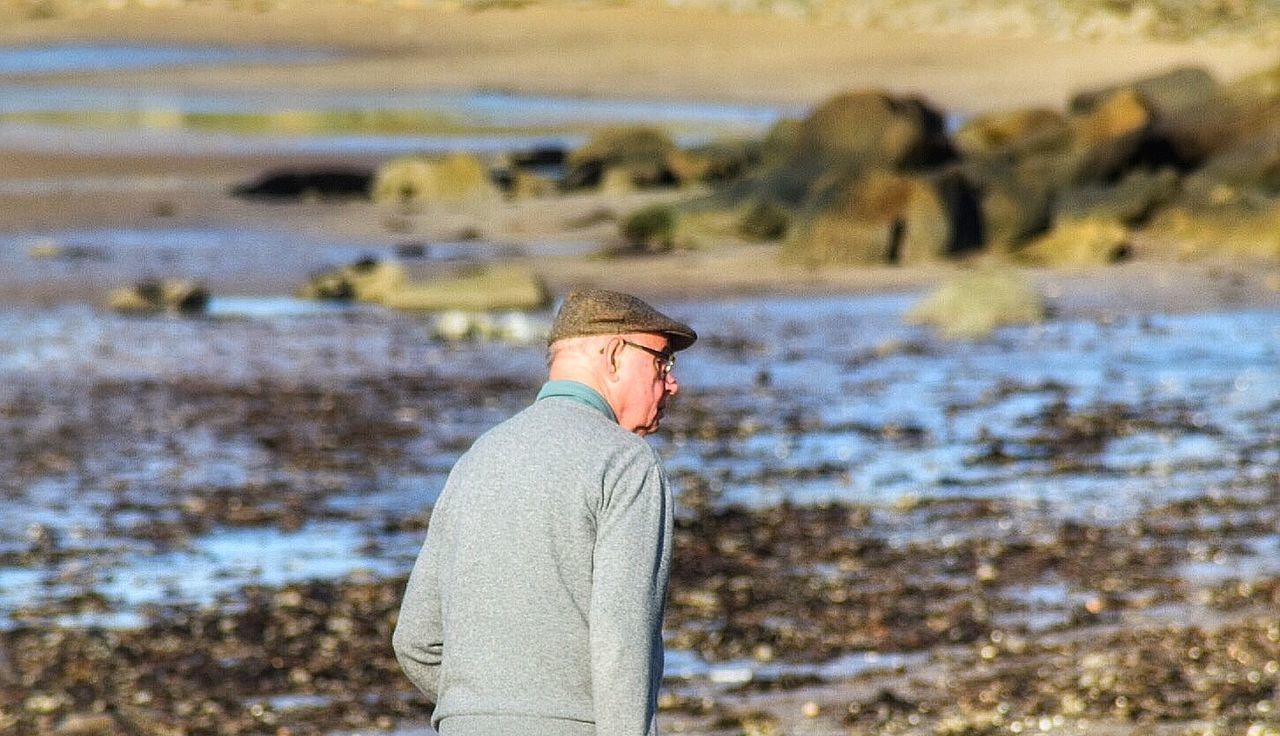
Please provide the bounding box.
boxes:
[393,393,673,736]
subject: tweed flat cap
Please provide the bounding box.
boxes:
[548,289,697,351]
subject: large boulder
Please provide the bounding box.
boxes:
[953,108,1070,159]
[1181,124,1280,205]
[562,126,678,190]
[1070,66,1219,120]
[382,263,550,312]
[1062,89,1155,185]
[906,269,1046,339]
[370,153,500,206]
[791,90,954,171]
[1056,167,1181,224]
[714,90,956,214]
[1128,65,1280,168]
[956,158,1053,250]
[782,168,981,266]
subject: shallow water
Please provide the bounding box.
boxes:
[0,43,336,75]
[1,227,597,300]
[0,86,797,155]
[0,295,1277,736]
[0,42,796,158]
[2,296,1276,625]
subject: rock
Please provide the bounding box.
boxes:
[958,158,1053,250]
[382,263,550,312]
[1139,65,1280,168]
[433,309,476,341]
[394,241,429,259]
[505,145,566,169]
[298,257,406,303]
[508,169,558,199]
[953,107,1070,158]
[704,91,955,230]
[791,90,954,171]
[107,279,209,315]
[906,268,1046,339]
[1057,167,1180,224]
[599,166,640,195]
[369,153,500,206]
[563,126,678,190]
[432,309,549,343]
[1016,216,1131,266]
[1183,125,1280,204]
[230,168,373,201]
[24,692,65,715]
[1148,202,1280,260]
[54,712,119,735]
[782,168,981,266]
[758,117,803,165]
[26,239,107,261]
[1070,66,1219,120]
[1063,89,1155,185]
[665,139,759,185]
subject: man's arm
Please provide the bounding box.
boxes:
[590,454,673,736]
[392,517,446,703]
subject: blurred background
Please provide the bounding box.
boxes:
[1,1,1278,734]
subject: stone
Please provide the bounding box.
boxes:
[1063,89,1154,185]
[792,90,954,171]
[1057,167,1180,224]
[382,263,550,312]
[1148,202,1280,260]
[54,712,119,736]
[906,269,1046,339]
[230,168,372,201]
[562,126,678,190]
[107,279,209,315]
[1016,216,1131,266]
[297,258,406,303]
[953,107,1070,158]
[665,139,759,185]
[782,168,981,266]
[957,158,1053,250]
[1070,66,1219,120]
[369,153,500,206]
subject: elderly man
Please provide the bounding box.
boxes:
[393,288,696,736]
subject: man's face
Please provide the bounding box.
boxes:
[613,334,679,436]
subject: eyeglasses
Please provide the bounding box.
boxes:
[621,340,676,378]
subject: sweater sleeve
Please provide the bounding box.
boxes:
[392,515,446,703]
[589,450,673,736]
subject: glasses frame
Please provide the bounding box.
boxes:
[621,340,676,378]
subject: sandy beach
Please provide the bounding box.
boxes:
[2,5,1280,736]
[1,1,1278,313]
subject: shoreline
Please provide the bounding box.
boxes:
[0,2,1278,317]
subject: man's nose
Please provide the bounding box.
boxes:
[665,374,679,395]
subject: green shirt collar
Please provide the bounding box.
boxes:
[535,380,617,423]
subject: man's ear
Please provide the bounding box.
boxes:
[601,337,624,378]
